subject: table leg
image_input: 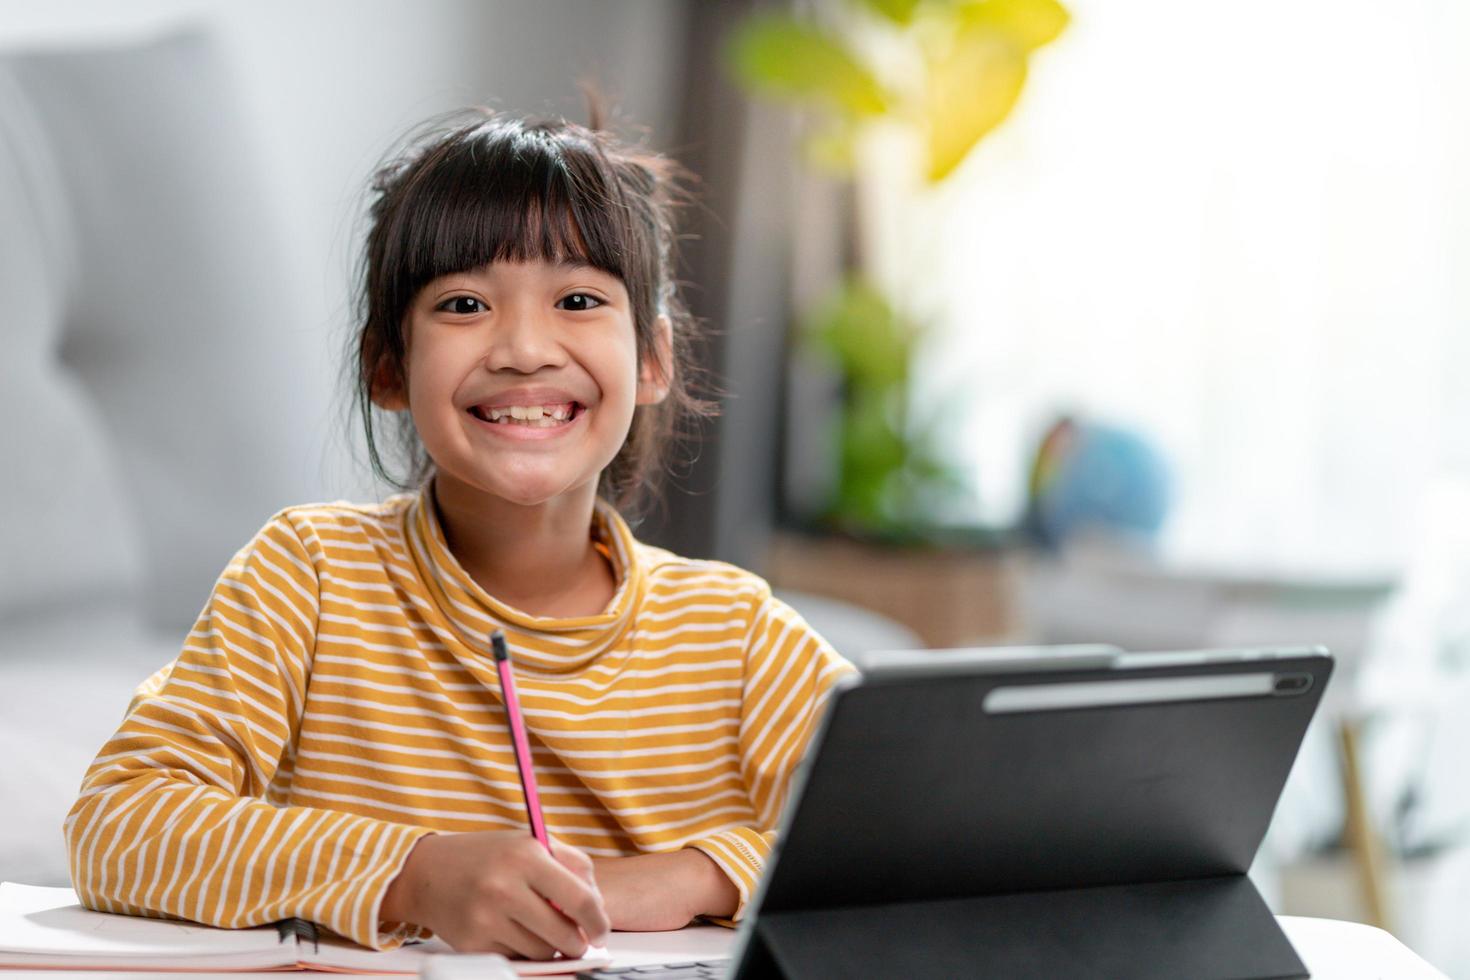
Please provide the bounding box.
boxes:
[1339,717,1396,933]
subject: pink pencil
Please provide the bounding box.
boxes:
[492,630,551,853]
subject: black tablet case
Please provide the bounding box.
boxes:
[731,650,1332,979]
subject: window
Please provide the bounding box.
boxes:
[859,0,1470,574]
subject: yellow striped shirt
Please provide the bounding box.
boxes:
[66,481,853,949]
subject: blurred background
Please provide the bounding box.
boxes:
[1,0,1467,973]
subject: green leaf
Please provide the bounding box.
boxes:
[956,0,1070,51]
[922,26,1027,182]
[805,280,915,388]
[835,388,908,527]
[857,0,926,25]
[726,14,890,118]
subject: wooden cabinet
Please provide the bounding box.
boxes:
[764,532,1023,649]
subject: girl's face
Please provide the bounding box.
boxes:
[377,258,669,510]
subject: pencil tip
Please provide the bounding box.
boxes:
[491,630,509,662]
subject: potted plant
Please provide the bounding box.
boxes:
[725,0,1069,644]
[727,0,1068,542]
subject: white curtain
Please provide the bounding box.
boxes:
[860,0,1470,575]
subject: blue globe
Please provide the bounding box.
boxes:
[1027,419,1172,548]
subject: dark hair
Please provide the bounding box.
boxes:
[345,101,715,517]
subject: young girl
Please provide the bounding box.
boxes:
[65,106,853,961]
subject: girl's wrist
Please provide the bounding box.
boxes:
[380,834,434,925]
[679,847,739,920]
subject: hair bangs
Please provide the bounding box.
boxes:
[389,125,633,311]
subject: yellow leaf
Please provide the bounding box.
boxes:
[727,13,890,118]
[857,0,926,25]
[957,0,1070,52]
[922,29,1027,182]
[804,124,861,176]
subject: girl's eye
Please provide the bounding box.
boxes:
[557,293,603,312]
[440,296,486,315]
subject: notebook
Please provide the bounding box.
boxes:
[0,882,610,975]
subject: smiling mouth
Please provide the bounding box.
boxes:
[468,402,583,428]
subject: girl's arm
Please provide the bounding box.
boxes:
[592,590,855,930]
[588,846,739,931]
[65,514,428,950]
[685,591,856,920]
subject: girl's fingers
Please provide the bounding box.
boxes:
[550,839,596,884]
[506,886,593,960]
[528,856,609,945]
[497,915,560,962]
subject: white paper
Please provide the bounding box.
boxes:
[0,883,284,965]
[0,883,613,976]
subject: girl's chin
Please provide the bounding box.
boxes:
[433,453,608,509]
[498,490,575,508]
[463,473,603,510]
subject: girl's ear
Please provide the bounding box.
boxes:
[368,352,409,412]
[636,313,674,406]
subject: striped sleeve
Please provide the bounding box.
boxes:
[688,589,855,920]
[64,512,434,951]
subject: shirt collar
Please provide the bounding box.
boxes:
[402,477,643,673]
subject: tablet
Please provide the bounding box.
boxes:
[729,645,1333,980]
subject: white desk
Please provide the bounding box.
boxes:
[0,916,1445,978]
[1278,916,1446,979]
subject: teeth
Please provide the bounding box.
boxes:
[478,402,576,426]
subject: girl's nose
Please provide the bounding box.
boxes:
[482,306,565,374]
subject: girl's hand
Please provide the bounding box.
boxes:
[380,832,609,958]
[591,848,740,932]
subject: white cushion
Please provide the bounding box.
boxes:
[0,63,142,620]
[2,29,331,629]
